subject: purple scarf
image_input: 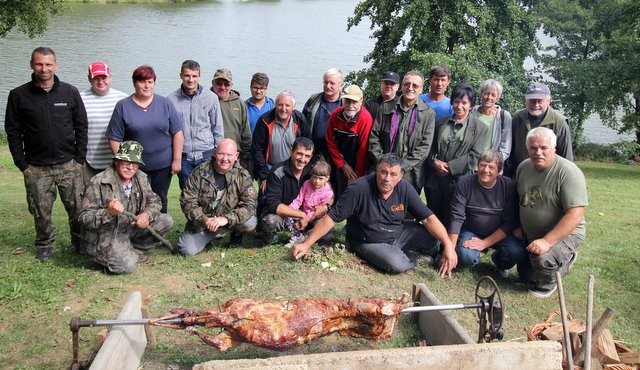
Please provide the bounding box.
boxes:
[389,107,418,151]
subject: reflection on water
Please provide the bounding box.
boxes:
[0,1,631,144]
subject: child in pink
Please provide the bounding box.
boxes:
[289,160,334,222]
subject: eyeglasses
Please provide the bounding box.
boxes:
[215,80,231,87]
[251,86,266,91]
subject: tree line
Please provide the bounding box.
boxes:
[2,0,639,148]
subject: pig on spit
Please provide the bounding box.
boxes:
[152,297,407,352]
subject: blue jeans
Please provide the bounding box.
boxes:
[178,153,213,190]
[349,221,439,274]
[455,229,526,269]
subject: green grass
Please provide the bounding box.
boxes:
[0,144,638,368]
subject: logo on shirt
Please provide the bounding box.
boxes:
[520,186,542,208]
[390,203,405,212]
[54,102,68,107]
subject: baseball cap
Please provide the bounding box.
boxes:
[342,85,364,101]
[88,62,111,79]
[114,141,145,165]
[525,82,551,100]
[381,71,400,84]
[213,68,233,82]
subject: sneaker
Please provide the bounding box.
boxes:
[263,232,279,245]
[36,247,52,262]
[528,284,557,298]
[227,232,243,248]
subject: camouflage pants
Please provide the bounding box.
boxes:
[83,214,174,274]
[23,160,83,251]
[517,234,583,290]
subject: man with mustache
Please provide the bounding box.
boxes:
[326,84,373,198]
[78,141,174,273]
[508,82,574,175]
[515,127,586,298]
[292,153,456,277]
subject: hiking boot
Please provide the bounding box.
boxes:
[227,232,243,248]
[36,247,52,262]
[497,269,509,278]
[135,250,150,264]
[528,284,557,298]
[262,232,279,245]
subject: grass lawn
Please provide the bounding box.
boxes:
[0,144,638,369]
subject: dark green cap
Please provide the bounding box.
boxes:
[114,141,145,165]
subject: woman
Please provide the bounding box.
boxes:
[471,79,512,161]
[424,83,488,228]
[107,65,184,213]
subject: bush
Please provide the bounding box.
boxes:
[575,140,639,163]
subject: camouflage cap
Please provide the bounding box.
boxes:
[114,141,145,165]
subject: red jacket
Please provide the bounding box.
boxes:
[325,107,373,177]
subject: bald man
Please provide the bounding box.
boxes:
[177,139,258,256]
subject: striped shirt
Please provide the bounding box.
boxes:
[80,88,128,170]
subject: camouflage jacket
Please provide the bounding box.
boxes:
[180,160,257,231]
[78,165,162,240]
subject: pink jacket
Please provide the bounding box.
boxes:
[289,180,334,221]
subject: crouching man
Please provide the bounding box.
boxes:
[177,139,257,255]
[292,153,457,277]
[78,141,174,274]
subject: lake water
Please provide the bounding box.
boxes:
[0,0,632,144]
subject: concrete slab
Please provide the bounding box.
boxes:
[193,341,563,370]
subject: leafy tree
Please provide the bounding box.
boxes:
[537,0,640,146]
[347,0,541,112]
[0,0,63,38]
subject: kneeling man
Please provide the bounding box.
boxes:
[79,141,174,274]
[292,153,456,276]
[449,149,525,276]
[516,127,587,298]
[177,139,257,255]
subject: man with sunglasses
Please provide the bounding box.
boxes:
[211,68,252,172]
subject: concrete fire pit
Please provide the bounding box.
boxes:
[193,283,562,370]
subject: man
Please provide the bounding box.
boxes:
[210,68,252,169]
[80,61,128,183]
[326,84,373,197]
[368,71,436,192]
[419,64,453,121]
[259,137,325,244]
[252,90,310,192]
[515,127,587,298]
[292,153,457,276]
[302,68,344,161]
[168,60,224,190]
[78,141,173,274]
[246,72,275,133]
[364,71,400,119]
[177,139,258,256]
[449,150,525,276]
[5,47,88,262]
[509,82,573,174]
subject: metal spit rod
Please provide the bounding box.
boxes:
[72,317,184,328]
[401,301,486,313]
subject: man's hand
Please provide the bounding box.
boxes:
[434,159,450,176]
[462,237,489,251]
[341,164,358,183]
[291,241,312,260]
[106,198,124,215]
[526,238,552,255]
[313,204,330,220]
[171,159,181,175]
[260,179,267,193]
[134,212,150,229]
[438,246,458,278]
[295,217,309,231]
[205,216,229,232]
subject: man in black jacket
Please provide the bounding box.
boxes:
[5,47,88,262]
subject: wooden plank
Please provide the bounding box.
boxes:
[618,352,640,364]
[89,291,147,370]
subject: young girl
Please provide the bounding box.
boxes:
[286,161,334,245]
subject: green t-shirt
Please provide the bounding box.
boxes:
[516,156,588,241]
[476,113,495,151]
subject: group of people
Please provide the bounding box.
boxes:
[5,47,587,299]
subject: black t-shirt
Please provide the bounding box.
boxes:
[328,174,432,244]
